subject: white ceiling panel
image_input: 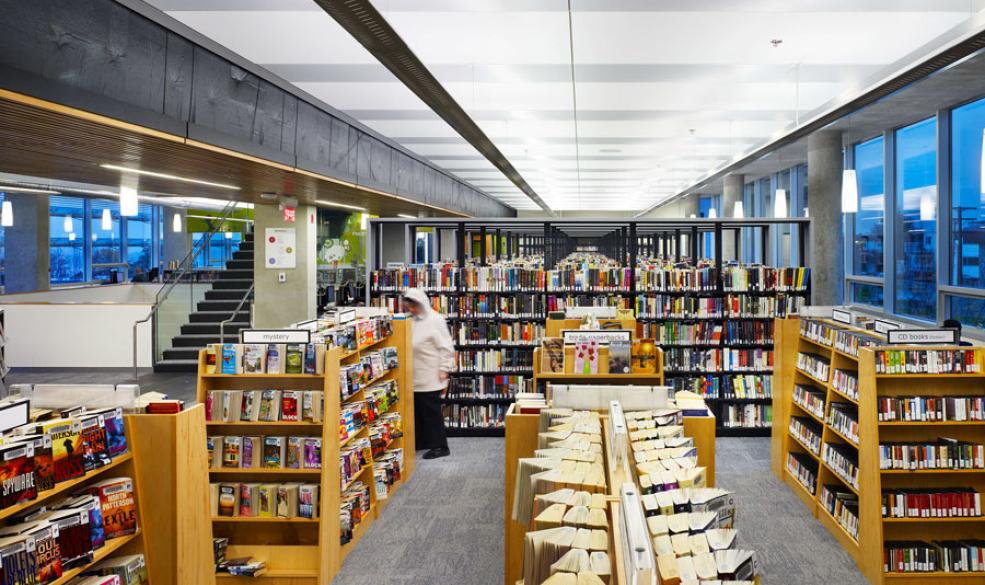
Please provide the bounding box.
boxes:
[147,0,984,212]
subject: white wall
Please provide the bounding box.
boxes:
[0,284,159,368]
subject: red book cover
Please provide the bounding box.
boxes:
[0,443,37,509]
[87,478,137,539]
[280,391,300,422]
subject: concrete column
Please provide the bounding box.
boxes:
[379,223,406,265]
[252,204,317,328]
[722,174,744,261]
[161,207,188,270]
[4,193,50,293]
[807,129,845,305]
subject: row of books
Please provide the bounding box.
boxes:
[546,295,631,313]
[882,488,982,518]
[547,266,632,292]
[796,352,830,381]
[340,481,371,546]
[456,349,534,372]
[443,403,507,429]
[1,408,129,509]
[206,343,327,376]
[1,477,139,585]
[877,395,983,422]
[826,403,859,445]
[340,348,399,400]
[792,385,826,420]
[339,383,401,441]
[635,295,801,319]
[205,390,323,423]
[874,349,982,374]
[822,443,859,490]
[663,348,773,373]
[396,292,544,318]
[879,439,984,470]
[370,264,459,291]
[340,438,372,488]
[884,540,985,573]
[446,375,529,399]
[800,319,836,347]
[208,435,321,470]
[644,321,773,347]
[71,555,147,585]
[635,264,810,293]
[789,417,822,455]
[786,452,819,495]
[721,404,772,429]
[820,485,859,541]
[372,448,404,501]
[669,374,772,399]
[833,329,880,358]
[454,321,544,346]
[210,482,318,519]
[831,369,858,401]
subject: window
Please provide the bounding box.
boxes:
[852,136,885,277]
[950,97,985,289]
[852,282,884,307]
[796,163,808,218]
[775,170,791,266]
[90,199,122,283]
[126,204,153,277]
[49,196,86,284]
[948,296,985,330]
[192,232,241,269]
[0,192,5,289]
[894,117,937,319]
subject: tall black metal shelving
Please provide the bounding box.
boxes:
[367,217,811,437]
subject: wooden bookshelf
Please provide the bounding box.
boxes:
[196,318,416,584]
[773,316,985,584]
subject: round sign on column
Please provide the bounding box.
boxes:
[265,227,296,269]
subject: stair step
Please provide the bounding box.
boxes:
[163,348,201,361]
[212,279,254,290]
[153,359,199,373]
[172,334,222,347]
[181,322,250,335]
[197,299,252,312]
[217,269,254,280]
[204,289,249,301]
[226,259,253,270]
[189,310,250,323]
[238,242,254,251]
[232,251,254,261]
[243,232,253,242]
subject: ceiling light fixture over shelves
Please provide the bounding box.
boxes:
[317,200,366,211]
[841,169,858,213]
[100,164,241,191]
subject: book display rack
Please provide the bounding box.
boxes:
[196,318,415,584]
[773,316,985,584]
[0,406,152,585]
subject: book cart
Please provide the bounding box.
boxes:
[196,318,415,583]
[0,414,152,585]
[772,316,985,584]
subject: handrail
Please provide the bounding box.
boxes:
[132,201,243,381]
[219,283,255,345]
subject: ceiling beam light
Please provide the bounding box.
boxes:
[101,208,112,231]
[1,201,12,227]
[0,185,60,195]
[774,189,788,218]
[100,164,241,191]
[397,213,416,219]
[841,169,858,213]
[317,200,366,211]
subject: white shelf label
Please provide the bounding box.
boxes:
[240,329,311,344]
[886,329,958,345]
[561,330,631,345]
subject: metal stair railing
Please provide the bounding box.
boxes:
[219,283,255,346]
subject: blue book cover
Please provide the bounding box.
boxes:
[221,344,237,374]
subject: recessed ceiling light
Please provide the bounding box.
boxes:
[100,164,240,190]
[317,200,366,211]
[599,149,622,153]
[0,185,60,194]
[397,213,416,219]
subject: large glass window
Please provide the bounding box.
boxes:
[894,117,937,319]
[852,136,885,277]
[126,204,153,278]
[49,196,86,284]
[948,296,985,330]
[796,163,808,218]
[90,199,123,283]
[852,282,884,307]
[950,97,985,289]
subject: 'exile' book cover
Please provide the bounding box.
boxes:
[87,478,137,539]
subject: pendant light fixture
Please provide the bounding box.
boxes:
[224,230,233,240]
[804,207,809,218]
[774,188,788,218]
[68,232,76,242]
[172,212,182,233]
[63,215,73,233]
[732,200,744,218]
[119,185,138,217]
[101,208,112,231]
[708,207,718,219]
[842,116,858,213]
[1,200,12,227]
[919,190,936,221]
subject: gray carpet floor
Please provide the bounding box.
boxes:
[334,437,869,585]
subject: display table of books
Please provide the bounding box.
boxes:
[0,401,150,585]
[506,401,758,585]
[773,316,985,584]
[197,314,415,583]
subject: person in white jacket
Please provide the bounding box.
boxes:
[402,288,456,459]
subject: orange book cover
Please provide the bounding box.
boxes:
[87,477,137,539]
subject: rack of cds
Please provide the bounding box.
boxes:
[197,314,415,583]
[773,316,985,584]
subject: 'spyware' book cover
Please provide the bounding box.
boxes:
[0,443,37,510]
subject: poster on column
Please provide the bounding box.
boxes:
[265,228,296,269]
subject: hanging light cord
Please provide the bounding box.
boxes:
[567,0,582,205]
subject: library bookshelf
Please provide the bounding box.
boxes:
[196,318,415,583]
[773,316,985,584]
[0,416,152,585]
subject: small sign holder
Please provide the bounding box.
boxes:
[886,328,959,345]
[561,330,632,346]
[240,329,312,344]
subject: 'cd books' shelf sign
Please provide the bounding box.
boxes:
[886,328,959,345]
[561,330,632,346]
[240,329,312,344]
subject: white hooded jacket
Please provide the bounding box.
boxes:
[403,288,456,393]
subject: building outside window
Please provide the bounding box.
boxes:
[126,203,154,278]
[850,136,885,306]
[894,117,937,320]
[49,196,86,284]
[90,199,123,283]
[948,96,985,329]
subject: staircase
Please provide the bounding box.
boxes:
[154,232,255,372]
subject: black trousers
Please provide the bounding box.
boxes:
[414,390,449,451]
